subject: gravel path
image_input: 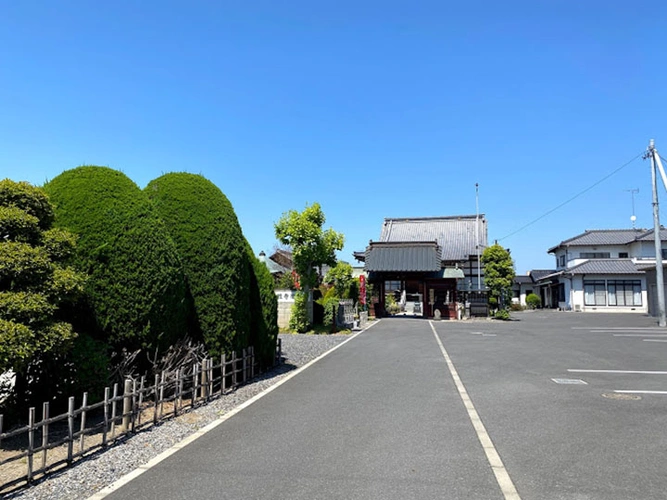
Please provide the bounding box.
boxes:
[6,333,351,500]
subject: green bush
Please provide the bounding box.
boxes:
[145,173,251,357]
[289,291,310,333]
[526,293,541,309]
[494,308,511,320]
[248,246,278,368]
[43,166,189,355]
[0,180,87,415]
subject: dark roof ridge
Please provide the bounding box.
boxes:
[383,214,485,222]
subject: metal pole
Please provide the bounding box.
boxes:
[649,139,667,326]
[475,183,481,290]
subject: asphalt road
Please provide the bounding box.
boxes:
[98,312,667,499]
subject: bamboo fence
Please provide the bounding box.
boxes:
[0,340,282,493]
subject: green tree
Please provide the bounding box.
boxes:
[44,167,190,356]
[0,180,88,409]
[274,203,344,290]
[275,203,344,328]
[145,173,251,357]
[324,262,353,298]
[481,243,515,314]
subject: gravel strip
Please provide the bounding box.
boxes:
[6,333,352,500]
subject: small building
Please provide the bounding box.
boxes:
[355,215,488,319]
[535,228,667,313]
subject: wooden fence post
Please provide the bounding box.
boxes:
[222,354,227,394]
[193,362,199,406]
[242,348,247,384]
[250,346,255,379]
[159,371,165,419]
[201,359,209,400]
[41,402,49,471]
[232,352,237,388]
[67,396,74,465]
[111,383,118,440]
[122,379,132,432]
[102,387,109,447]
[209,358,214,397]
[137,377,144,428]
[153,374,159,424]
[27,407,35,482]
[79,392,88,452]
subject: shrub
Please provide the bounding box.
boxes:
[494,308,511,320]
[0,180,87,414]
[385,294,400,315]
[289,291,310,333]
[509,302,525,311]
[248,246,278,368]
[145,173,251,356]
[526,293,541,309]
[43,166,189,355]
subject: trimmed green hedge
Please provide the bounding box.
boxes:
[145,173,252,357]
[247,246,278,368]
[43,166,189,354]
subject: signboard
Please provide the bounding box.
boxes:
[359,275,366,305]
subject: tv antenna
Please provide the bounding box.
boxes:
[625,188,639,228]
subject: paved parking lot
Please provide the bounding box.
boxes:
[97,312,667,500]
[434,310,667,499]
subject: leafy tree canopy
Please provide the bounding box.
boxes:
[481,243,515,308]
[324,261,353,298]
[0,180,85,374]
[274,203,344,289]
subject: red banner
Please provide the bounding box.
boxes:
[359,275,366,305]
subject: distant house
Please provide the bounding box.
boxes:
[355,215,488,319]
[512,275,534,306]
[536,228,667,313]
[258,251,291,281]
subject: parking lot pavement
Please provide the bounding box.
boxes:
[432,311,667,500]
[99,319,505,500]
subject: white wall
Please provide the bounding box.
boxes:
[569,275,648,313]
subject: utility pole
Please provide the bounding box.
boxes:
[645,139,666,327]
[475,183,481,291]
[625,188,639,228]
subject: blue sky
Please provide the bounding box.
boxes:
[2,1,667,273]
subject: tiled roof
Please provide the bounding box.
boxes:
[566,259,644,275]
[529,269,557,281]
[259,252,290,274]
[514,275,533,284]
[548,228,667,253]
[635,228,667,241]
[364,241,442,272]
[379,215,487,261]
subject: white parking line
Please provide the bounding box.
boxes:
[572,327,666,330]
[614,390,667,395]
[430,321,521,500]
[643,339,667,342]
[568,369,667,375]
[613,334,667,337]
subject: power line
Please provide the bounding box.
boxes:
[498,152,643,242]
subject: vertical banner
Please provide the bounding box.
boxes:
[359,275,366,305]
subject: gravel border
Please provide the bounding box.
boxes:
[6,333,352,500]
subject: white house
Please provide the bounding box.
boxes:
[537,228,667,313]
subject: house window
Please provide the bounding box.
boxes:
[584,280,606,306]
[580,252,611,259]
[619,252,628,258]
[559,255,565,267]
[608,280,642,306]
[662,249,667,259]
